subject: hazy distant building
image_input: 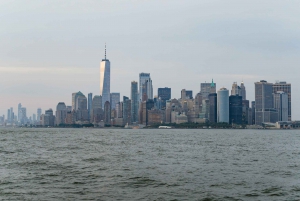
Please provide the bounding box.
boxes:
[100,45,110,108]
[41,109,55,126]
[131,81,139,123]
[229,95,243,125]
[272,81,291,121]
[110,93,120,110]
[255,80,277,125]
[88,93,93,120]
[37,108,42,123]
[55,102,67,125]
[148,109,165,126]
[273,91,288,121]
[217,88,229,123]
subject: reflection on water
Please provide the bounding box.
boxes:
[0,128,300,200]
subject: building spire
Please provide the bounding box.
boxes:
[105,43,106,60]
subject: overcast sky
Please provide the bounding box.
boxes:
[1,0,299,119]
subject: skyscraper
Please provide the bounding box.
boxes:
[158,87,171,101]
[255,80,277,125]
[229,95,243,125]
[240,81,246,100]
[100,45,110,108]
[272,81,291,121]
[88,93,93,120]
[37,108,42,123]
[110,93,120,110]
[56,102,67,125]
[139,73,153,101]
[200,80,216,100]
[273,91,288,121]
[217,88,229,123]
[131,81,139,123]
[208,93,217,123]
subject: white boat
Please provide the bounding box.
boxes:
[158,126,172,129]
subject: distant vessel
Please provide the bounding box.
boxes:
[158,126,172,129]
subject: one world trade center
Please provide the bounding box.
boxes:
[100,45,110,108]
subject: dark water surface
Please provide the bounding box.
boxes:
[1,128,300,200]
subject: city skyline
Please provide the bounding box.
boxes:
[1,1,300,119]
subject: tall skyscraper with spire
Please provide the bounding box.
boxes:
[100,44,111,109]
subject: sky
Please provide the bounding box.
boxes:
[1,0,300,119]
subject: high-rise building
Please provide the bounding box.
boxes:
[251,101,255,125]
[18,103,22,121]
[88,93,93,120]
[272,81,291,121]
[229,95,243,125]
[240,82,246,100]
[139,73,153,101]
[104,101,111,125]
[217,88,229,123]
[208,93,217,123]
[7,109,11,123]
[158,87,171,109]
[201,80,216,100]
[231,82,246,100]
[110,93,120,110]
[56,102,67,125]
[37,108,42,123]
[100,45,111,108]
[131,81,139,123]
[255,80,277,125]
[20,107,27,124]
[123,97,131,125]
[185,90,193,99]
[273,91,288,121]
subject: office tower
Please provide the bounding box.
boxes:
[66,106,72,112]
[272,81,291,121]
[72,91,85,110]
[201,80,216,100]
[139,73,153,101]
[92,95,102,109]
[158,87,171,109]
[41,109,55,126]
[231,82,241,96]
[217,88,229,123]
[37,108,42,122]
[158,87,171,101]
[255,80,277,125]
[100,45,111,108]
[18,103,22,121]
[251,101,255,125]
[240,82,246,100]
[242,100,249,124]
[229,95,243,125]
[110,93,120,110]
[56,102,67,125]
[131,81,139,123]
[33,114,36,122]
[104,101,111,125]
[123,98,131,125]
[181,89,186,100]
[88,93,93,120]
[185,90,193,99]
[91,95,104,123]
[208,93,217,123]
[273,91,288,121]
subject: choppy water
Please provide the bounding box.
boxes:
[1,128,300,200]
